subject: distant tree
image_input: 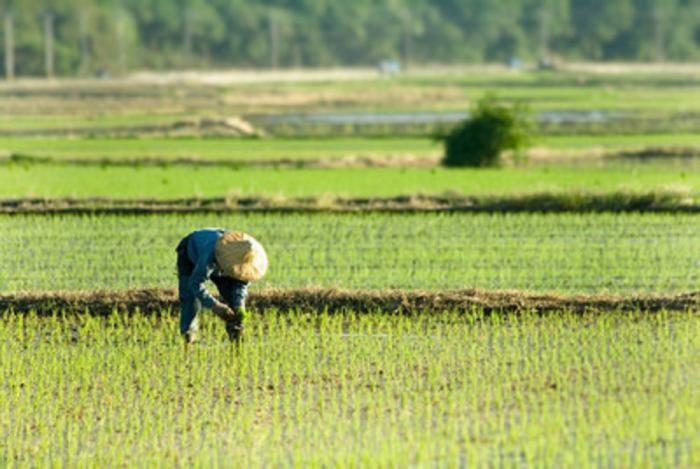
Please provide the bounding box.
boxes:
[521,0,570,61]
[664,0,700,61]
[3,0,700,76]
[441,95,532,168]
[569,0,635,59]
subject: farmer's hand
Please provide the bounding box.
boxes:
[225,320,243,342]
[212,301,236,321]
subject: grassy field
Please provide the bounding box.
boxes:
[1,134,699,164]
[1,163,698,199]
[2,310,698,466]
[0,137,438,162]
[3,213,699,294]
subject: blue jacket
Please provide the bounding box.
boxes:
[178,228,226,308]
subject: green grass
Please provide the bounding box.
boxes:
[478,85,700,112]
[1,311,699,466]
[0,137,438,161]
[3,213,699,294]
[1,134,697,164]
[0,164,697,199]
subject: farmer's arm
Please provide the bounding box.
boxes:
[218,278,249,337]
[228,279,249,310]
[187,255,217,309]
[211,276,249,316]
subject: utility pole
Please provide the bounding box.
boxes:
[44,12,55,78]
[269,10,278,69]
[3,12,14,80]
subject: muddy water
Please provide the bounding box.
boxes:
[252,110,626,126]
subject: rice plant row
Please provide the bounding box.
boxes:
[1,311,698,466]
[2,212,700,295]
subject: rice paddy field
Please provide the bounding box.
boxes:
[3,213,700,294]
[2,67,700,466]
[2,311,699,466]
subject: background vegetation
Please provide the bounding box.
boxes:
[1,0,700,76]
[441,96,531,167]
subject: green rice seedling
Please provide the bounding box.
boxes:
[2,213,699,294]
[2,310,698,466]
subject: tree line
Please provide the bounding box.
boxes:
[1,0,699,77]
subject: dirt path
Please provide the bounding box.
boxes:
[1,288,698,316]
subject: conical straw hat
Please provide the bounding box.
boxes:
[215,231,268,282]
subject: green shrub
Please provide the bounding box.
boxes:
[441,96,531,168]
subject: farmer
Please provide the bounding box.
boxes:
[176,228,268,343]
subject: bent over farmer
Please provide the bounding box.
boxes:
[176,228,268,343]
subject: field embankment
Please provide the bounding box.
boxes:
[3,288,700,316]
[1,191,698,214]
[4,144,700,168]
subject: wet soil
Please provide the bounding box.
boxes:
[1,288,698,316]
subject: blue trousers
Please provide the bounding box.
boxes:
[176,245,248,335]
